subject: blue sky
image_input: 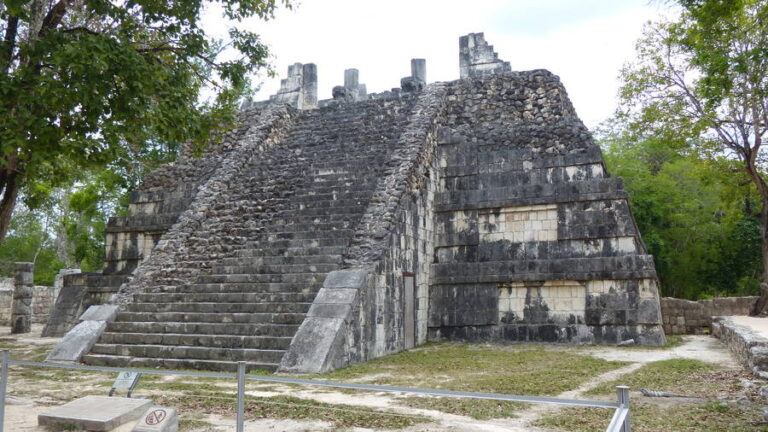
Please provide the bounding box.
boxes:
[206,0,674,128]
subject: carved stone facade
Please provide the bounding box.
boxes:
[51,33,665,373]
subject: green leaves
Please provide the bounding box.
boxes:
[615,0,768,290]
[0,0,288,243]
[602,132,762,298]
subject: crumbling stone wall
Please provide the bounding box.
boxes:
[428,71,664,345]
[713,316,768,377]
[42,106,280,336]
[662,296,757,334]
[280,85,445,373]
[0,277,59,326]
[60,33,666,373]
[114,105,298,302]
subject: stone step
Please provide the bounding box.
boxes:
[82,354,278,373]
[269,222,356,232]
[133,292,316,303]
[275,214,363,224]
[234,246,346,258]
[170,283,319,294]
[308,173,375,184]
[286,184,378,195]
[116,311,305,325]
[100,332,293,350]
[246,237,351,249]
[196,273,326,284]
[291,206,368,218]
[220,255,343,266]
[126,302,311,314]
[290,191,375,201]
[107,321,300,337]
[295,200,369,209]
[210,263,339,275]
[90,343,286,363]
[265,230,355,241]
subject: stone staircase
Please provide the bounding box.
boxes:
[82,97,418,371]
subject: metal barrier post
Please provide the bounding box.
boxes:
[617,386,631,432]
[236,362,245,432]
[0,350,9,432]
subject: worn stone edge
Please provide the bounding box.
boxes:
[278,268,372,374]
[712,316,768,378]
[113,104,297,305]
[343,83,447,266]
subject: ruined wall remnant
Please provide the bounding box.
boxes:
[61,32,665,373]
[661,296,757,335]
[0,274,62,327]
[332,68,368,102]
[459,32,511,79]
[401,59,427,93]
[429,70,664,346]
[271,63,318,109]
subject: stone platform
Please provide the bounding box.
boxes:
[52,32,667,374]
[712,316,768,377]
[38,395,152,431]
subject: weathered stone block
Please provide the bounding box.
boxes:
[46,320,108,363]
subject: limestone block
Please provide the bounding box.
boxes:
[46,320,107,363]
[11,262,34,334]
[459,33,511,78]
[270,62,318,109]
[79,305,119,322]
[39,395,151,431]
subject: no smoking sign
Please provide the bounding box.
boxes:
[145,409,167,425]
[132,406,178,432]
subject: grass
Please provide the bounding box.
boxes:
[0,340,53,362]
[398,395,525,420]
[179,418,216,431]
[535,400,768,432]
[537,358,767,432]
[586,359,718,397]
[318,342,629,396]
[152,393,430,430]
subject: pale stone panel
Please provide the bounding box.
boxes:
[479,204,557,243]
[498,280,585,322]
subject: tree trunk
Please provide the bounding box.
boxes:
[54,187,76,267]
[0,170,19,244]
[0,152,20,244]
[751,181,768,315]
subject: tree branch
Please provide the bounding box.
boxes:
[1,15,19,73]
[40,0,72,33]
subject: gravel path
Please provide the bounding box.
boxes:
[0,330,739,431]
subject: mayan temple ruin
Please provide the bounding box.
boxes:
[46,32,665,374]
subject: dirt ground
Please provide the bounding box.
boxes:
[0,323,757,431]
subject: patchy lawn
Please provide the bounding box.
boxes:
[1,330,758,431]
[318,343,629,395]
[536,358,768,432]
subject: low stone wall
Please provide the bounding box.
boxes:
[0,278,12,325]
[0,277,60,326]
[712,317,768,378]
[661,296,757,334]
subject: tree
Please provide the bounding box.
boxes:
[600,126,762,299]
[0,199,65,285]
[619,0,768,311]
[0,0,288,243]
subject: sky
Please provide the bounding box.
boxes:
[205,0,674,129]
